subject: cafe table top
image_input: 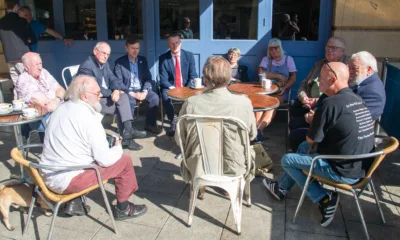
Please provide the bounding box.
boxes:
[167,87,280,111]
[227,82,279,95]
[0,105,47,127]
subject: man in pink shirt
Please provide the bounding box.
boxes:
[16,52,65,131]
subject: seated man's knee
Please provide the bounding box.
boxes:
[119,154,133,168]
[297,141,310,154]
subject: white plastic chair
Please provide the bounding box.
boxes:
[61,65,80,89]
[176,114,252,235]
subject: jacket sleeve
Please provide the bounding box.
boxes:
[159,56,172,89]
[297,61,320,99]
[78,64,112,97]
[112,60,129,92]
[360,84,386,121]
[141,57,153,91]
[107,65,127,92]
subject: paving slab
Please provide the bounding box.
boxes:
[93,220,161,240]
[284,229,348,240]
[345,220,400,240]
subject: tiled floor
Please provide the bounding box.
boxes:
[0,112,399,240]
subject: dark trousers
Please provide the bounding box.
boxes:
[128,90,159,126]
[289,99,311,118]
[100,93,133,133]
[289,128,308,152]
[289,116,309,131]
[161,88,175,122]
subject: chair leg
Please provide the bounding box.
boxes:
[292,175,313,223]
[47,201,62,240]
[370,179,386,224]
[160,99,164,128]
[244,179,251,207]
[99,183,118,234]
[227,179,245,235]
[188,183,199,226]
[351,189,370,240]
[23,186,38,235]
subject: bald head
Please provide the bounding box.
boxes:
[318,62,349,96]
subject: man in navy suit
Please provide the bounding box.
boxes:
[78,42,146,151]
[159,32,198,136]
[114,37,161,136]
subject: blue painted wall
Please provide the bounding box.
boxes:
[33,0,332,99]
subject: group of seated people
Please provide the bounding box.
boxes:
[13,32,386,228]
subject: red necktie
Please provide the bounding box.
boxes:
[175,55,182,87]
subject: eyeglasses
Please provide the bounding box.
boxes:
[324,63,338,79]
[228,53,239,57]
[325,45,343,52]
[269,46,280,51]
[95,48,110,57]
[85,91,101,97]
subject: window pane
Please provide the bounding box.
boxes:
[213,0,258,40]
[272,0,320,41]
[25,0,55,40]
[159,0,199,39]
[106,0,143,40]
[64,0,97,40]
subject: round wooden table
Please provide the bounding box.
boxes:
[228,82,279,95]
[167,87,280,111]
[0,73,10,103]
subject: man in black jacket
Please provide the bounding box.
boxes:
[0,0,37,99]
[78,42,146,150]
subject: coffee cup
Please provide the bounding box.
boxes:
[22,108,38,119]
[0,103,12,113]
[259,72,266,83]
[262,79,272,89]
[194,78,202,88]
[12,99,25,110]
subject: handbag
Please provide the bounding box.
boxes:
[252,143,273,176]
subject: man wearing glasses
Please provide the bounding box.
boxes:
[78,42,146,150]
[263,62,375,228]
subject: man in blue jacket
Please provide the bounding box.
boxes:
[78,42,146,150]
[159,32,198,136]
[114,37,161,136]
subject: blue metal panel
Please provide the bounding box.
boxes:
[27,0,333,93]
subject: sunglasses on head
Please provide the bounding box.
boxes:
[324,62,338,79]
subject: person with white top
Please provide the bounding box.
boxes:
[40,75,148,219]
[256,38,297,138]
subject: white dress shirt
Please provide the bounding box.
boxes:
[40,100,123,193]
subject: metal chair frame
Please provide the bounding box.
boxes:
[11,144,118,240]
[61,65,80,89]
[292,137,399,240]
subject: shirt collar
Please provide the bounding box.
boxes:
[171,51,181,58]
[129,56,137,65]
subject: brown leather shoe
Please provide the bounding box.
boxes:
[144,125,162,134]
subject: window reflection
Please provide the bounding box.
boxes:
[159,0,199,39]
[272,0,320,41]
[64,0,97,40]
[213,0,258,40]
[107,0,143,40]
[24,0,55,40]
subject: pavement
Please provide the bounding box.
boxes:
[0,109,400,240]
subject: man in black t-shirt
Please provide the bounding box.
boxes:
[263,62,375,228]
[0,0,37,99]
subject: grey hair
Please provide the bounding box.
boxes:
[94,41,110,50]
[267,38,285,59]
[227,47,241,57]
[65,75,96,102]
[328,36,346,49]
[21,52,40,66]
[351,51,378,73]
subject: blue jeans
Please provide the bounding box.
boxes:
[278,141,359,203]
[29,113,51,131]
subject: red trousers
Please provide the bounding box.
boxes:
[63,154,138,203]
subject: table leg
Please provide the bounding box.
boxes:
[12,125,25,178]
[0,82,4,102]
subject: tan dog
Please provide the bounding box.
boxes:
[0,183,52,231]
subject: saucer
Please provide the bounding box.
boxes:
[0,108,13,115]
[190,85,205,89]
[23,114,38,120]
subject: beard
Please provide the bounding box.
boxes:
[89,101,102,112]
[350,73,367,87]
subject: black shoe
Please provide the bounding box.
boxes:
[122,139,143,151]
[167,129,175,137]
[123,128,146,140]
[319,191,340,227]
[262,178,286,201]
[144,124,162,134]
[64,197,85,216]
[114,203,148,220]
